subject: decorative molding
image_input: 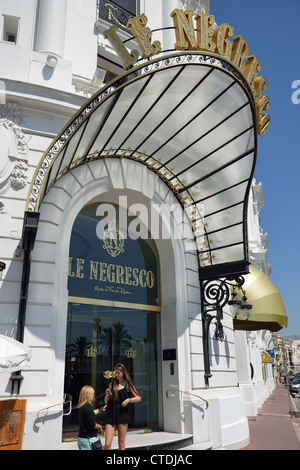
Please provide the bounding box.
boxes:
[72,69,107,97]
[10,160,28,190]
[252,181,264,214]
[0,103,26,127]
[179,0,207,14]
[0,108,29,200]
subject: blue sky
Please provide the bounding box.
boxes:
[212,0,300,337]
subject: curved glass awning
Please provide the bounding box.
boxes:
[233,266,288,332]
[26,52,258,280]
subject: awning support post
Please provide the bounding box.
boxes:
[11,211,40,395]
[201,276,246,387]
[202,304,224,387]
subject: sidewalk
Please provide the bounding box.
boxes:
[243,384,300,450]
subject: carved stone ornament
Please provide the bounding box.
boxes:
[179,0,207,14]
[10,160,28,190]
[0,105,28,198]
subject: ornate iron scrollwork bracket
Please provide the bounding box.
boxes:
[201,276,245,387]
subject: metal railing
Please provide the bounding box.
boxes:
[37,394,72,419]
[166,389,209,410]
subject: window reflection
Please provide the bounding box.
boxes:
[63,304,162,438]
[98,0,139,30]
[63,201,162,439]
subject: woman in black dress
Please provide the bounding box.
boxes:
[104,363,141,450]
[77,385,103,450]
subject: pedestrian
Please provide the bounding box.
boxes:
[77,385,103,450]
[104,363,141,450]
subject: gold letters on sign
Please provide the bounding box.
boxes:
[104,9,270,136]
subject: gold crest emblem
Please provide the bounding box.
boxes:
[103,219,125,258]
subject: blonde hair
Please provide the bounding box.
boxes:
[77,385,95,409]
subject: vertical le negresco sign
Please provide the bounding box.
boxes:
[103,8,270,136]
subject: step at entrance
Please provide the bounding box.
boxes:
[61,432,200,450]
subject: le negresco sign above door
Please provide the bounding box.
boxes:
[104,8,270,137]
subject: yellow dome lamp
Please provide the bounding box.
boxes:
[231,266,287,332]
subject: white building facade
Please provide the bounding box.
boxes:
[0,0,285,450]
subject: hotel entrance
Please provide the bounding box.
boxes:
[63,303,162,436]
[62,201,162,437]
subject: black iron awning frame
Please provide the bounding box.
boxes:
[26,51,257,282]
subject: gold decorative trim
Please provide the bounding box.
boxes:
[68,295,161,312]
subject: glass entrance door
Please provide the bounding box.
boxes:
[63,302,162,438]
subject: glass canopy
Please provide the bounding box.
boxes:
[27,52,258,280]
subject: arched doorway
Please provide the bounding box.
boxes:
[63,201,162,437]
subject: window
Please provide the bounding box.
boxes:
[98,0,139,30]
[119,0,139,15]
[2,15,19,44]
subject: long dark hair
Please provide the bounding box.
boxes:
[112,363,139,403]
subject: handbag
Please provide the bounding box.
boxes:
[90,438,103,450]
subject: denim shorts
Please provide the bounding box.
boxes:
[77,436,98,450]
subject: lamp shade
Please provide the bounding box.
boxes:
[233,266,287,332]
[261,351,273,363]
[0,334,32,373]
